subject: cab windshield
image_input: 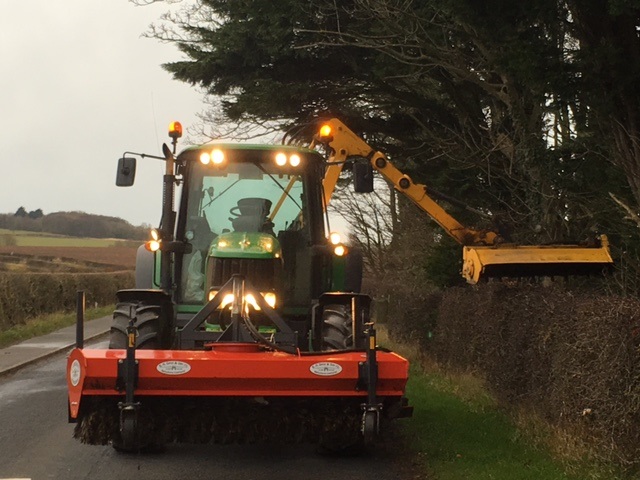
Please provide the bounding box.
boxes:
[187,161,306,238]
[179,158,309,303]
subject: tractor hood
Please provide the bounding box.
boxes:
[209,232,281,259]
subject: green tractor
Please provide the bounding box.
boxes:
[67,122,410,452]
[115,126,363,352]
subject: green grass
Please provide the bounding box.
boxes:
[0,305,114,348]
[402,364,572,480]
[379,332,580,480]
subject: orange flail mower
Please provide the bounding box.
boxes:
[68,348,408,408]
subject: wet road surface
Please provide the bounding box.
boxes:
[0,341,416,480]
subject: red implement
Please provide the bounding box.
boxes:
[67,346,409,420]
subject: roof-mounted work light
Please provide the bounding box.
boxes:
[316,124,334,144]
[169,121,183,140]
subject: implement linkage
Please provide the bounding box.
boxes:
[116,305,140,450]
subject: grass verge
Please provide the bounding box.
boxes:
[402,364,572,479]
[0,305,114,349]
[380,330,583,480]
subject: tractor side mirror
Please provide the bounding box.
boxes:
[116,157,137,187]
[353,162,374,193]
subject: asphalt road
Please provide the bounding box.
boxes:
[0,341,417,480]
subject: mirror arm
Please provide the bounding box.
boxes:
[122,151,166,161]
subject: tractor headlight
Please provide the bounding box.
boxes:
[275,153,287,166]
[289,154,301,167]
[263,292,277,308]
[146,240,161,252]
[212,149,225,165]
[145,229,161,252]
[259,237,274,253]
[200,149,225,165]
[207,290,234,308]
[274,152,302,167]
[245,294,259,310]
[217,292,235,308]
[208,290,277,310]
[329,232,342,245]
[328,232,347,256]
[334,244,347,257]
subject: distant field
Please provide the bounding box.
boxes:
[0,246,137,271]
[0,229,45,235]
[0,230,139,271]
[0,230,137,331]
[0,229,139,248]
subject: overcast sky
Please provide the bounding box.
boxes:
[1,1,205,226]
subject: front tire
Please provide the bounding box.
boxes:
[319,306,362,454]
[109,301,170,349]
[108,301,172,453]
[321,304,353,351]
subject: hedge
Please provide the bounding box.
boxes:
[384,282,640,474]
[0,271,134,330]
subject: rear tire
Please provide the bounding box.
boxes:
[321,304,353,351]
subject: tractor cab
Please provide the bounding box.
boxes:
[172,145,334,337]
[119,135,359,353]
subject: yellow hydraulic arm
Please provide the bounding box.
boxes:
[313,118,613,284]
[316,119,498,246]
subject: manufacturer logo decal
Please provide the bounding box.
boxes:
[70,359,81,386]
[310,362,342,376]
[157,361,191,375]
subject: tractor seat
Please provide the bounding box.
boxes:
[229,198,275,234]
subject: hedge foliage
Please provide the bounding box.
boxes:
[0,271,134,330]
[385,283,640,474]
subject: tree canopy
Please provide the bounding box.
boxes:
[147,0,640,290]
